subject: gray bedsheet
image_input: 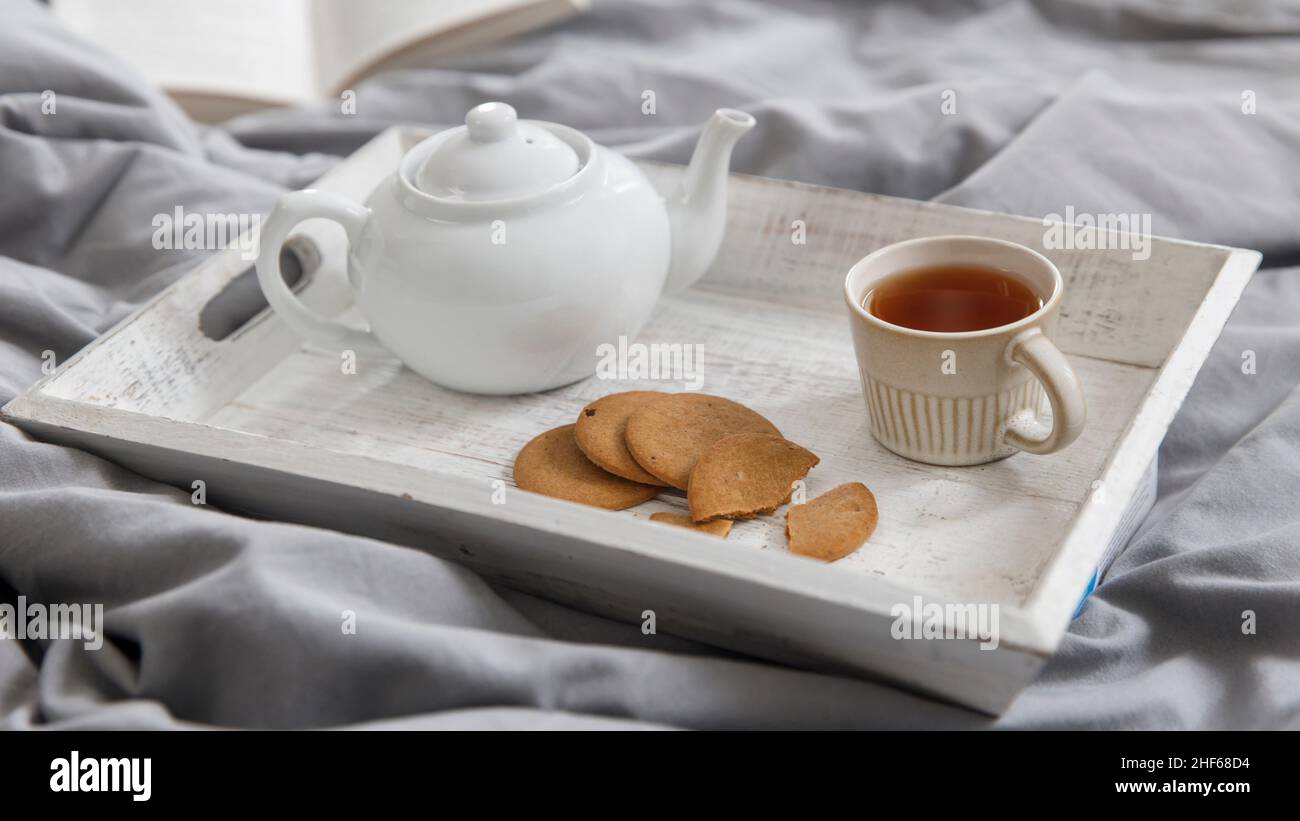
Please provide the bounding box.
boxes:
[2,0,1298,730]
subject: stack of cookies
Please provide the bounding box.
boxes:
[514,391,878,562]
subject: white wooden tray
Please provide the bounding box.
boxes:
[2,127,1259,714]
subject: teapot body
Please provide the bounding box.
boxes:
[352,146,670,394]
[254,103,752,396]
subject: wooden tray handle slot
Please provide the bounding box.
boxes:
[198,236,320,342]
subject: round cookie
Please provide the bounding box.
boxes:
[786,482,878,562]
[514,424,659,510]
[687,433,819,522]
[574,391,669,486]
[625,393,781,490]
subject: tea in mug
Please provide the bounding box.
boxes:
[864,264,1042,333]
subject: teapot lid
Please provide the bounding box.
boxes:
[413,102,581,201]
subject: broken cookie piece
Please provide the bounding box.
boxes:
[687,433,819,522]
[785,482,878,562]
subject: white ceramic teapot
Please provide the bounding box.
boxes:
[255,102,755,394]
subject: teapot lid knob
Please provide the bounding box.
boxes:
[466,102,517,143]
[411,102,581,202]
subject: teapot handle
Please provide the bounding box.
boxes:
[256,189,375,351]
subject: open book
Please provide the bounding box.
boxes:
[52,0,589,122]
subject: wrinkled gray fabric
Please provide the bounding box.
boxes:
[1,0,1297,730]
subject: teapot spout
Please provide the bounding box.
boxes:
[663,108,755,294]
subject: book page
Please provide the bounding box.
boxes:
[52,0,318,105]
[309,0,580,96]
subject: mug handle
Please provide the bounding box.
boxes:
[1001,328,1086,455]
[255,189,374,351]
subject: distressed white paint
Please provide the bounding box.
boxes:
[1,127,1261,714]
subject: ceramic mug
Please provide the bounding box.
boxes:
[843,235,1086,466]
